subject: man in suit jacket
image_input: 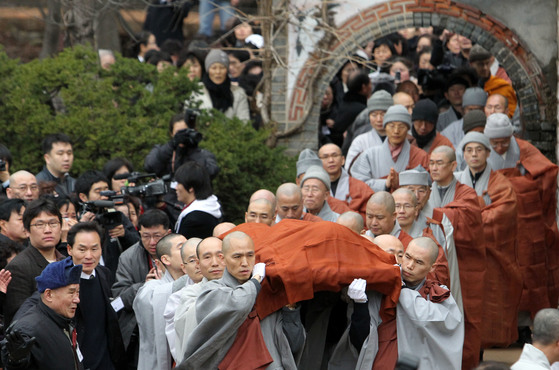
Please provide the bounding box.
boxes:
[4,198,65,325]
[67,222,125,370]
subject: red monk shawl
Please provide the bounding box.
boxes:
[422,218,451,288]
[225,221,402,322]
[479,171,522,348]
[498,138,559,313]
[347,177,374,221]
[431,181,485,370]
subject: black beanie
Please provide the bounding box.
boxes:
[411,99,438,124]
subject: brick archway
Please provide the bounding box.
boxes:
[284,0,555,157]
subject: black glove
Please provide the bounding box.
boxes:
[5,324,35,362]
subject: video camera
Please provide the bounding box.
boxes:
[117,172,171,198]
[81,192,124,230]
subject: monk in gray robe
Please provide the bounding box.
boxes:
[173,236,225,364]
[179,231,305,369]
[133,234,187,370]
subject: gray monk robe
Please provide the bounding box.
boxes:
[396,279,464,370]
[350,139,429,192]
[178,269,305,369]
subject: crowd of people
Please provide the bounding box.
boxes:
[0,13,557,370]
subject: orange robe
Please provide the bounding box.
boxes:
[484,76,517,118]
[431,181,485,370]
[225,221,402,322]
[422,219,451,288]
[327,195,353,215]
[497,138,559,312]
[302,212,322,222]
[479,171,522,347]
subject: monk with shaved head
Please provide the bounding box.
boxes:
[336,211,364,234]
[181,231,304,368]
[275,183,321,222]
[245,198,275,226]
[373,234,404,264]
[364,192,412,247]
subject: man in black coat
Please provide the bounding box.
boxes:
[67,222,125,370]
[1,256,84,370]
[330,71,373,147]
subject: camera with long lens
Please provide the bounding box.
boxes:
[0,159,6,172]
[118,172,170,198]
[81,192,124,230]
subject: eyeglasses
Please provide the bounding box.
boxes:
[30,221,61,229]
[319,153,342,160]
[302,185,323,194]
[395,203,415,210]
[15,185,39,192]
[141,234,164,241]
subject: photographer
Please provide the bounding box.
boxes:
[144,112,219,180]
[76,170,139,278]
[0,144,12,198]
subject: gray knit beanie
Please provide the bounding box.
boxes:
[367,90,393,113]
[383,104,411,128]
[205,49,229,71]
[296,149,322,177]
[484,113,513,139]
[301,165,331,191]
[460,132,491,151]
[462,87,487,108]
[462,110,487,134]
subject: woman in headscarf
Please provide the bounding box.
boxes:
[195,49,250,121]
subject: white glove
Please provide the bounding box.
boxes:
[348,278,368,303]
[252,263,266,282]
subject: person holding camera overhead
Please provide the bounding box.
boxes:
[144,112,219,223]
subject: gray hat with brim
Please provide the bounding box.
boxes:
[484,113,513,139]
[383,104,411,128]
[462,87,487,108]
[297,149,322,177]
[301,165,331,191]
[205,49,229,72]
[367,90,393,113]
[460,132,491,151]
[399,165,430,186]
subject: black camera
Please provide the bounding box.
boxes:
[0,159,6,172]
[185,108,200,128]
[173,128,202,149]
[119,172,170,198]
[81,198,123,230]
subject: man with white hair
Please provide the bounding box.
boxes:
[512,308,559,369]
[484,112,559,321]
[455,132,522,348]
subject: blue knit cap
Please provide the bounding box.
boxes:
[36,256,82,293]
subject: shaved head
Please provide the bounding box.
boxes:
[181,237,202,261]
[222,231,253,256]
[336,211,364,234]
[276,183,302,198]
[249,189,276,210]
[367,191,396,213]
[409,236,439,265]
[431,145,456,162]
[245,198,275,226]
[392,188,417,206]
[213,222,236,237]
[374,234,404,263]
[276,183,304,220]
[180,237,202,283]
